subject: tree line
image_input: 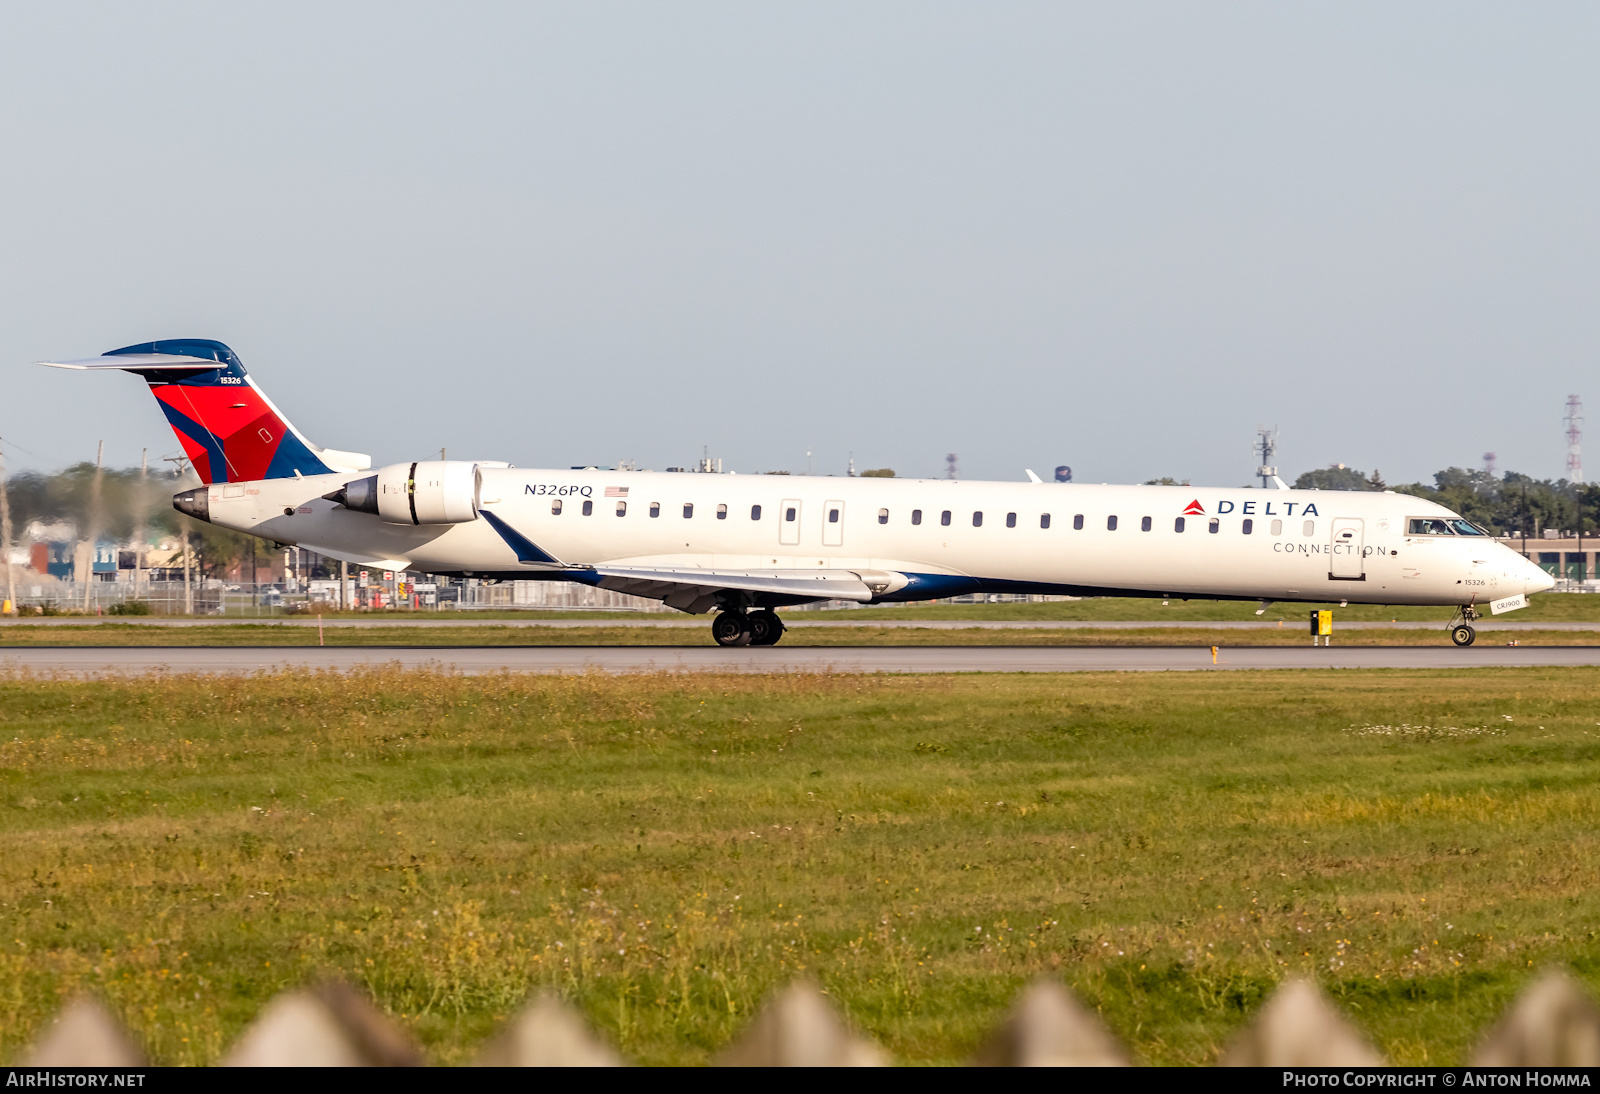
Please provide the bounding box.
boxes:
[1295,464,1597,538]
[2,463,268,579]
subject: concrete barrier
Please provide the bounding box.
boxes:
[19,969,1600,1066]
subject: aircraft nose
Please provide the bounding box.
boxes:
[1525,558,1557,594]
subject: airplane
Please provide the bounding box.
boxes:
[46,338,1555,647]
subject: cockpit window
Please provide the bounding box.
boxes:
[1449,519,1488,536]
[1408,518,1455,535]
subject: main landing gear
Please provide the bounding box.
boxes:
[1448,604,1480,647]
[712,609,786,647]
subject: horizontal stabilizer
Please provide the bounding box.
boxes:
[41,354,224,371]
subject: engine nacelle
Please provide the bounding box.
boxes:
[325,461,481,525]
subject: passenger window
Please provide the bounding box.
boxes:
[1006,512,1016,528]
[1140,516,1152,532]
[717,503,728,520]
[1407,517,1455,535]
[551,499,563,515]
[912,509,922,526]
[878,508,889,524]
[683,503,693,518]
[616,501,627,516]
[786,506,797,522]
[649,502,660,518]
[1303,520,1314,536]
[751,504,762,520]
[829,507,840,523]
[582,499,593,516]
[1107,515,1118,531]
[941,510,952,526]
[1040,513,1051,529]
[1174,516,1185,532]
[1073,514,1084,530]
[1242,518,1253,534]
[972,511,983,527]
[1208,518,1219,534]
[1270,519,1282,535]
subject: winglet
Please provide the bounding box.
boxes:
[1024,469,1043,483]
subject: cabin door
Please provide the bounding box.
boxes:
[780,499,802,546]
[822,500,845,547]
[1329,517,1365,580]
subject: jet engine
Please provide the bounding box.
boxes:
[324,461,482,525]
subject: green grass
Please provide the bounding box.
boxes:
[833,594,1600,623]
[48,608,667,622]
[3,668,1599,1064]
[230,592,1600,623]
[31,591,1600,626]
[0,622,1595,647]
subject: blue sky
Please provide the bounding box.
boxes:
[3,3,1598,486]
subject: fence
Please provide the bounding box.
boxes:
[1550,579,1600,594]
[17,970,1600,1066]
[1,580,1076,617]
[3,578,216,616]
[0,579,668,616]
[465,581,668,611]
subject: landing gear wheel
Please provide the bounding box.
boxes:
[712,612,753,647]
[747,609,785,646]
[1451,624,1476,647]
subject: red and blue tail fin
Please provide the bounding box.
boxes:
[44,339,369,484]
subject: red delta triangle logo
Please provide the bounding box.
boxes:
[1182,499,1206,516]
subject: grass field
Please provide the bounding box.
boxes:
[837,595,1600,624]
[28,591,1600,625]
[3,668,1599,1065]
[0,622,1594,647]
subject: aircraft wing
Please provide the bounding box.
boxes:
[589,565,875,614]
[474,509,886,612]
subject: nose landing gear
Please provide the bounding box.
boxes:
[712,609,787,647]
[1448,604,1480,647]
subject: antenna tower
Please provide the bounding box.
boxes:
[1483,451,1497,476]
[946,453,958,480]
[1566,395,1584,483]
[1254,426,1279,489]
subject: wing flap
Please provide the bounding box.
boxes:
[591,565,874,606]
[292,544,413,570]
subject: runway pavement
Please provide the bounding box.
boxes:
[6,644,1600,675]
[7,617,1600,630]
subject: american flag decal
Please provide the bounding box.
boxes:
[605,486,629,498]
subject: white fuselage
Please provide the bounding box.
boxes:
[201,468,1554,608]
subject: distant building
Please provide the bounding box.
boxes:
[20,521,78,579]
